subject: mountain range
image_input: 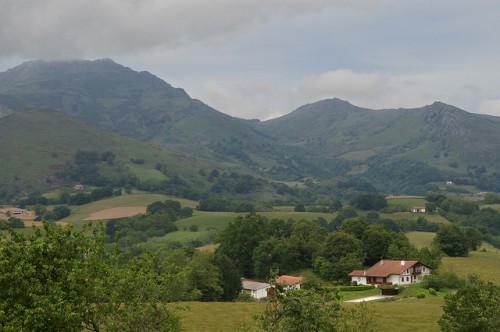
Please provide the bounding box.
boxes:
[1,59,500,198]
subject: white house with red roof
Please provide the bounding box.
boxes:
[275,275,304,291]
[348,260,432,286]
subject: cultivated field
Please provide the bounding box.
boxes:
[84,207,146,220]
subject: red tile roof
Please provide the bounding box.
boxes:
[349,260,420,277]
[276,275,303,286]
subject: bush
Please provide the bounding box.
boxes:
[338,285,375,291]
[234,292,255,302]
[428,288,437,296]
[416,293,426,299]
[423,272,465,291]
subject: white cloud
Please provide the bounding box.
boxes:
[298,69,388,103]
[477,99,500,117]
[0,0,373,59]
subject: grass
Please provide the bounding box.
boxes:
[177,287,446,332]
[440,247,500,283]
[482,203,500,211]
[366,296,443,331]
[179,302,264,331]
[386,197,426,209]
[406,231,436,249]
[62,193,197,229]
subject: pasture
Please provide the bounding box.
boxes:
[441,245,500,283]
[406,231,436,249]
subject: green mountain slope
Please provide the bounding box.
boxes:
[0,109,216,199]
[258,99,500,193]
[0,60,293,173]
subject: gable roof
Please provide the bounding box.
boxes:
[276,275,303,286]
[349,260,428,278]
[241,279,270,291]
[366,260,419,277]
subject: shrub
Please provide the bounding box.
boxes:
[416,293,426,299]
[423,272,465,291]
[428,288,437,296]
[338,285,375,291]
[234,292,255,302]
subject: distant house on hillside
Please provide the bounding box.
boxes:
[348,260,432,286]
[275,275,304,291]
[410,207,426,213]
[241,278,270,300]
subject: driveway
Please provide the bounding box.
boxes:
[345,295,393,303]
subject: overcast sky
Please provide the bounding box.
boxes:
[1,0,500,119]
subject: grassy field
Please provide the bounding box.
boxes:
[482,203,500,211]
[441,246,500,283]
[406,231,436,249]
[386,197,426,209]
[178,289,445,332]
[60,193,198,230]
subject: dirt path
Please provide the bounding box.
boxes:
[84,207,146,220]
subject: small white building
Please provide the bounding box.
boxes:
[349,260,432,286]
[410,207,426,213]
[275,275,304,291]
[241,278,270,300]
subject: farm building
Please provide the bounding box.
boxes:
[241,278,270,300]
[348,260,432,286]
[410,207,426,213]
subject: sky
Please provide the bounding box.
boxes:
[1,0,500,120]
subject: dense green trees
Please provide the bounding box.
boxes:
[350,192,388,211]
[433,224,474,257]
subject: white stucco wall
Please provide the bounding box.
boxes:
[351,276,367,285]
[251,288,268,299]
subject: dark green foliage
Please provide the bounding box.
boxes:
[197,197,255,212]
[439,276,500,332]
[187,251,223,301]
[433,224,470,257]
[350,192,388,211]
[313,232,364,281]
[338,285,375,291]
[216,214,269,277]
[34,205,71,221]
[339,217,368,239]
[105,201,189,247]
[294,203,306,212]
[423,272,465,291]
[362,224,394,265]
[214,253,242,301]
[0,217,25,229]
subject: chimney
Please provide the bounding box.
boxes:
[401,260,406,266]
[363,270,366,276]
[380,260,384,265]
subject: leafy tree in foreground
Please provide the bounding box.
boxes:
[0,223,183,331]
[255,274,375,331]
[439,276,500,331]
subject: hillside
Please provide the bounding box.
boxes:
[0,60,295,174]
[2,60,500,195]
[0,109,216,199]
[258,99,500,193]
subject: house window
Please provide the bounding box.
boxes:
[406,277,409,282]
[401,277,404,282]
[423,267,426,272]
